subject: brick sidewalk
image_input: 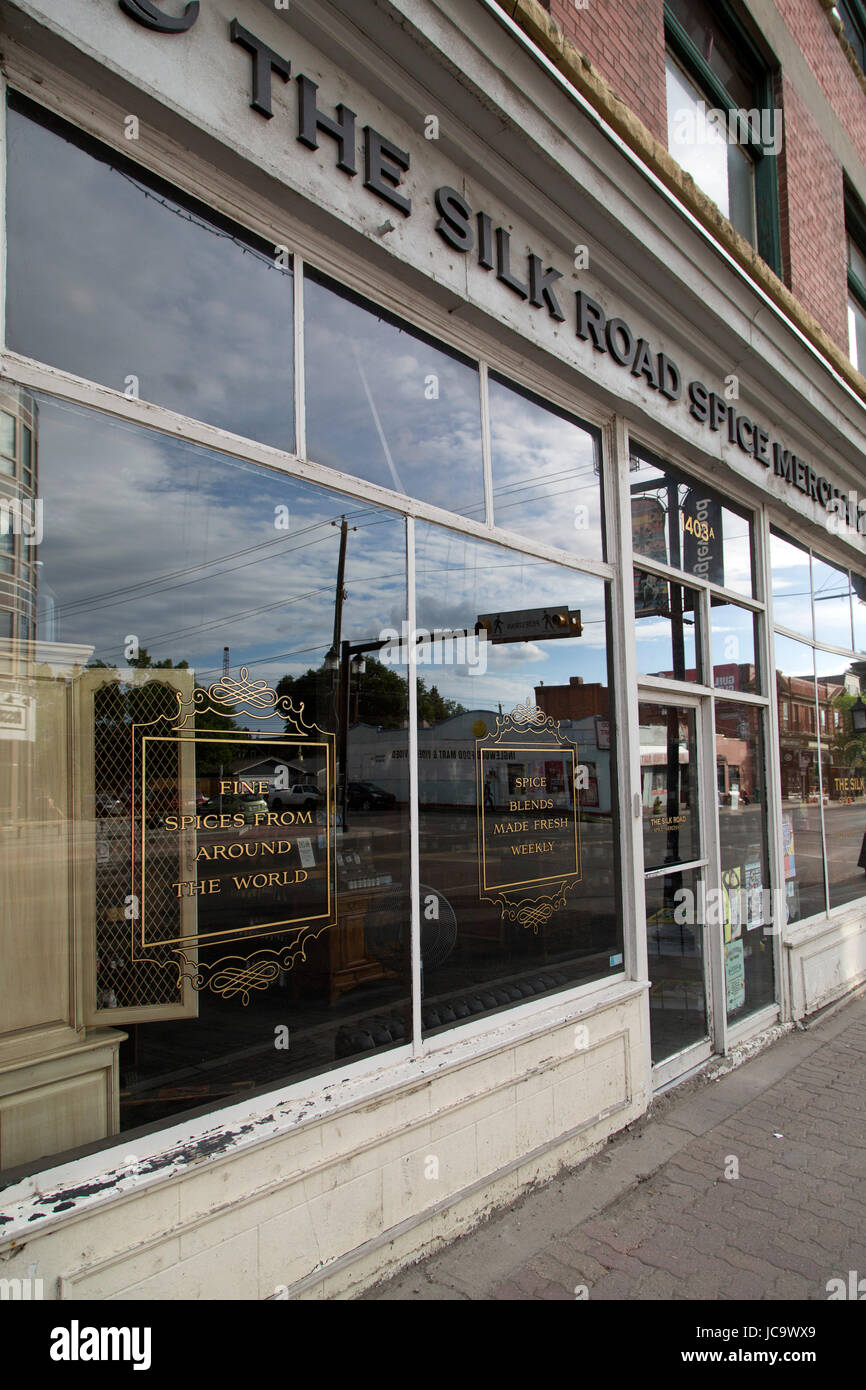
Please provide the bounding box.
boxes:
[364,994,866,1300]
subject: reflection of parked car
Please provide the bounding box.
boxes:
[267,784,320,812]
[201,793,268,824]
[347,781,396,811]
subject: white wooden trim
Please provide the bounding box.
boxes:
[293,254,306,464]
[609,417,641,984]
[406,517,422,1058]
[0,351,615,578]
[479,361,494,530]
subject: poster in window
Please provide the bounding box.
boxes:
[725,938,746,1011]
[681,489,724,588]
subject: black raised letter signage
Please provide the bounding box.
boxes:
[119,0,199,33]
[230,20,291,119]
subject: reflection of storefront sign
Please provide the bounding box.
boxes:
[476,701,581,932]
[0,689,35,741]
[595,717,610,750]
[713,669,738,691]
[129,669,336,1004]
[477,607,582,642]
[632,497,668,618]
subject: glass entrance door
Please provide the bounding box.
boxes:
[639,699,711,1072]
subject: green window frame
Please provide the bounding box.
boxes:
[846,192,866,314]
[837,0,866,72]
[664,1,782,276]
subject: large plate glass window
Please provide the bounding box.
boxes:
[487,375,605,559]
[0,387,412,1175]
[304,269,484,519]
[5,94,294,451]
[412,523,622,1032]
[771,535,866,924]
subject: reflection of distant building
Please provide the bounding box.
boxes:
[533,676,609,722]
[347,704,613,814]
[777,668,862,805]
[0,386,39,649]
[654,662,757,692]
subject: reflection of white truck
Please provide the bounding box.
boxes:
[267,783,321,812]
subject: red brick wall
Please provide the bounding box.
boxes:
[776,74,849,350]
[542,0,858,352]
[774,0,866,169]
[548,0,668,144]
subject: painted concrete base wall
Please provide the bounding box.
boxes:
[786,912,866,1018]
[0,988,648,1300]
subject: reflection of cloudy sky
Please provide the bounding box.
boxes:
[414,522,609,709]
[35,396,407,724]
[709,604,756,670]
[304,273,484,518]
[812,556,855,652]
[6,100,293,449]
[634,613,697,678]
[488,376,604,559]
[770,533,813,637]
[774,631,814,682]
[771,536,859,652]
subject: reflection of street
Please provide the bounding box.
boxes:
[823,800,866,899]
[419,807,619,1011]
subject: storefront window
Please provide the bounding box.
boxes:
[813,649,866,912]
[853,572,866,654]
[630,449,755,597]
[639,703,700,870]
[304,269,484,518]
[412,523,622,1031]
[710,598,759,693]
[1,388,414,1169]
[488,375,604,558]
[5,93,295,450]
[774,634,825,922]
[714,700,774,1018]
[634,570,701,682]
[811,553,853,652]
[770,530,812,638]
[772,533,866,923]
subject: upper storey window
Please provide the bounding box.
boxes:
[837,0,866,72]
[665,0,782,274]
[846,194,866,373]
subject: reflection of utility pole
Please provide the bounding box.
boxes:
[331,517,352,659]
[340,637,381,832]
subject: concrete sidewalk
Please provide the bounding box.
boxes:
[363,994,866,1300]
